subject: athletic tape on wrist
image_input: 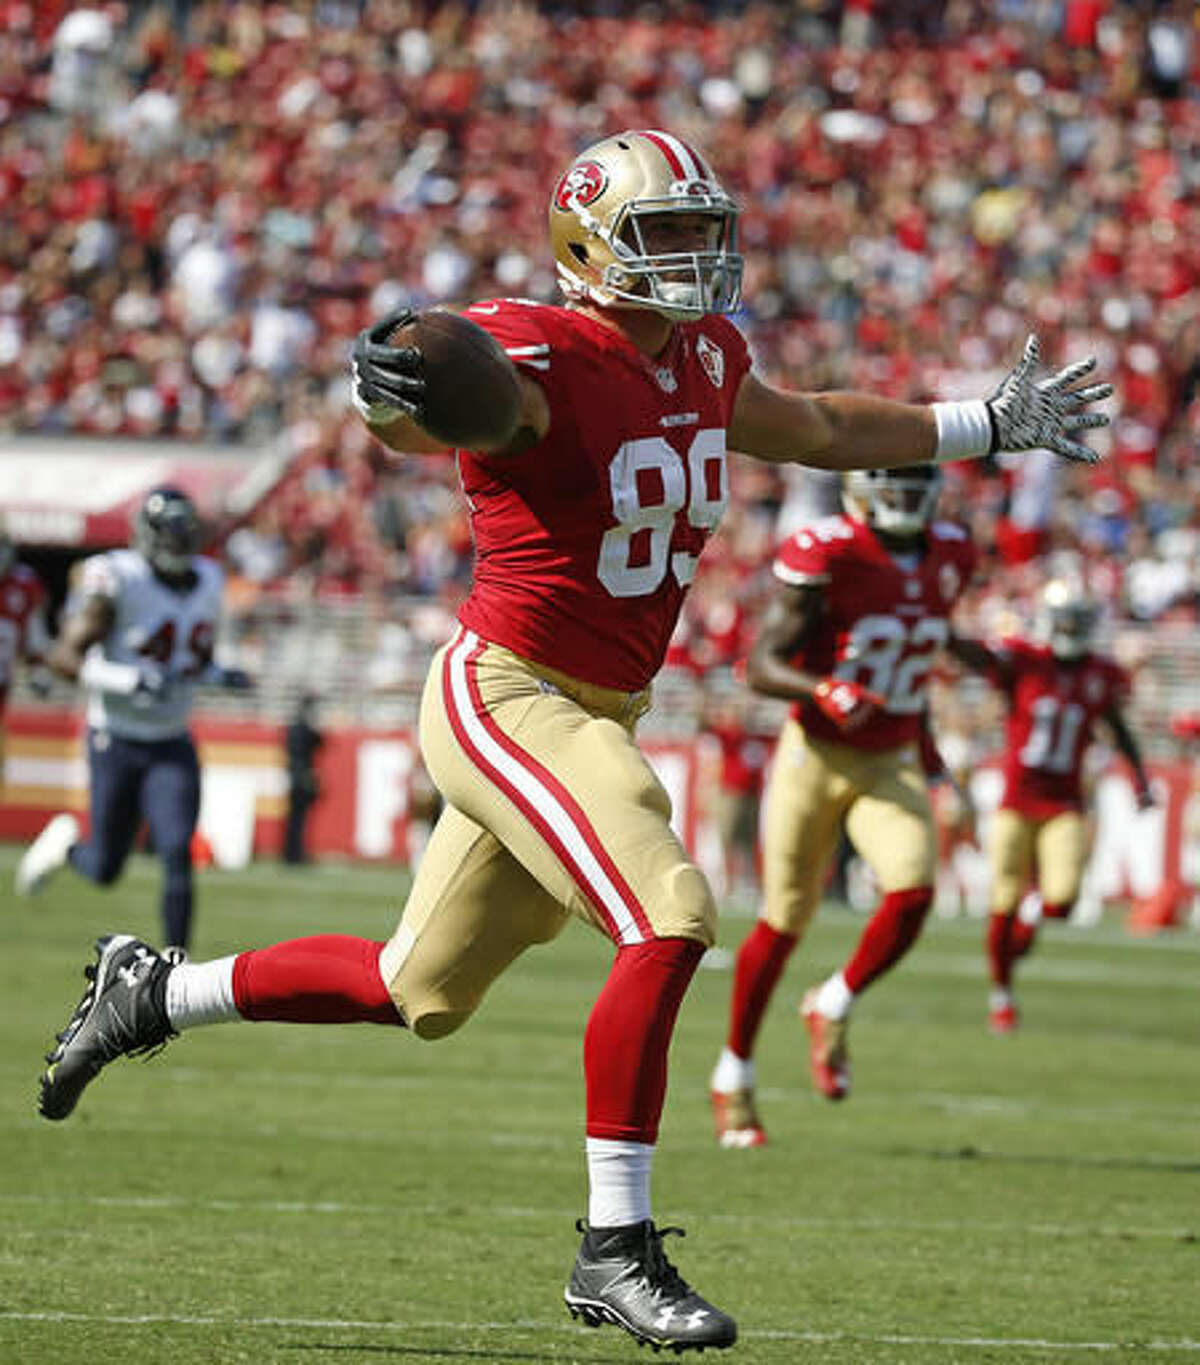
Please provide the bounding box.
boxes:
[932,399,992,463]
[79,649,142,697]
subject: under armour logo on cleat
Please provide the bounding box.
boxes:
[117,949,154,990]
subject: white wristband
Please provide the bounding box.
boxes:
[932,399,993,463]
[79,647,141,696]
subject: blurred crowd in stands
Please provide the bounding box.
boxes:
[2,0,1200,678]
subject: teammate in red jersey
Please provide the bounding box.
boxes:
[0,522,49,790]
[947,578,1153,1033]
[36,129,1111,1354]
[709,466,976,1143]
[699,688,773,903]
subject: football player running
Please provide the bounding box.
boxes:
[946,578,1153,1033]
[35,131,1111,1355]
[16,487,250,953]
[709,465,974,1144]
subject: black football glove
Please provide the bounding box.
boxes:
[208,665,254,692]
[350,309,424,423]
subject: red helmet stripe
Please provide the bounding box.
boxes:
[638,129,706,182]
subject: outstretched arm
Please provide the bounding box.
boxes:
[729,334,1111,470]
[730,376,936,469]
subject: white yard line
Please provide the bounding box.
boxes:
[1,1308,1199,1352]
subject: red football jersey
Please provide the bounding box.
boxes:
[989,637,1129,816]
[774,513,976,750]
[0,563,46,703]
[455,300,751,691]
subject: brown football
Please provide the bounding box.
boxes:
[389,308,522,450]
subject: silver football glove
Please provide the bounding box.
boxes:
[986,334,1113,464]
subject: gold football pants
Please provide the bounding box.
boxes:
[379,629,717,1038]
[761,718,936,936]
[988,806,1087,915]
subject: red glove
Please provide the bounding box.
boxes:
[812,678,885,732]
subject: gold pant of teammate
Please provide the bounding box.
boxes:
[379,629,717,1039]
[988,807,1087,914]
[761,718,936,935]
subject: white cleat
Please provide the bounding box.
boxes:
[16,813,80,897]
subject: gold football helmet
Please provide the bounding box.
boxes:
[842,465,942,538]
[548,129,743,321]
[1037,579,1098,660]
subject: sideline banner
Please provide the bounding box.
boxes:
[0,707,698,874]
[1,706,1195,923]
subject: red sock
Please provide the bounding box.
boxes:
[584,937,704,1145]
[1042,900,1072,920]
[232,936,403,1024]
[987,914,1017,988]
[1011,919,1037,959]
[843,888,933,994]
[726,920,797,1059]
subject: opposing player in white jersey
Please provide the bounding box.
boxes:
[16,486,249,951]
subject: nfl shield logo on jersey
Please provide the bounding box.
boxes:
[696,334,725,388]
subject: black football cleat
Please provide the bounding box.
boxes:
[564,1218,737,1353]
[39,935,176,1121]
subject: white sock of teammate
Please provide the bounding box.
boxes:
[710,1046,755,1095]
[586,1137,653,1227]
[164,957,240,1029]
[1017,890,1043,927]
[812,969,854,1020]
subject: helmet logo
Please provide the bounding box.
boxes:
[554,161,607,211]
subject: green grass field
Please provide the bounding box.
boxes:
[1,848,1197,1364]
